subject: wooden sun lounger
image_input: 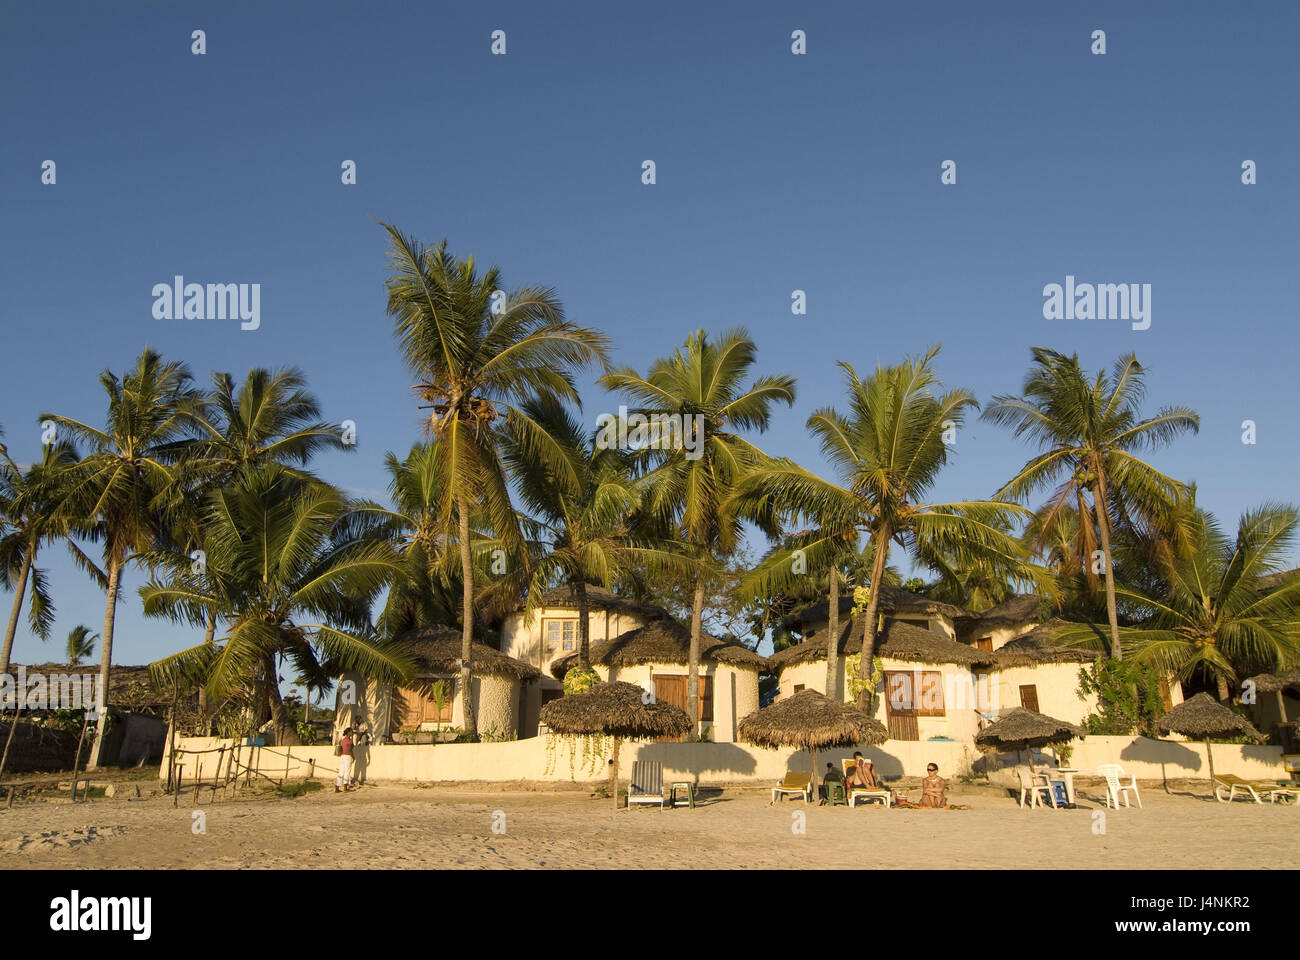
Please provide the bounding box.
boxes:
[1213,774,1300,805]
[771,771,812,804]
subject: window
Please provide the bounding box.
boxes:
[544,618,578,653]
[793,684,805,694]
[973,636,993,652]
[1019,684,1039,713]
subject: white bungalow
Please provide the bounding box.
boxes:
[336,626,541,743]
[547,617,769,743]
[496,584,670,707]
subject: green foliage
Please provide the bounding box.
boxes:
[294,720,318,745]
[1077,658,1165,736]
[563,666,600,696]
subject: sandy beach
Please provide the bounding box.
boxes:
[1,779,1296,870]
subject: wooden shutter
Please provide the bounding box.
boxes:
[653,674,711,720]
[1019,684,1040,713]
[699,676,713,722]
[883,671,919,741]
[917,671,945,716]
[974,637,993,652]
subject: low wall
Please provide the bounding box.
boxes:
[164,733,1287,787]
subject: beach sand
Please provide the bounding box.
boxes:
[1,779,1295,869]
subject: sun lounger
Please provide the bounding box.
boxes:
[1213,774,1298,805]
[842,758,890,807]
[771,770,812,803]
[1097,763,1141,808]
[627,761,665,807]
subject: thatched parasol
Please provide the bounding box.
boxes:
[737,689,887,794]
[975,708,1085,775]
[539,681,691,809]
[1245,669,1300,728]
[1155,692,1264,785]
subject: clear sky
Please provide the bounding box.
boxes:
[1,0,1297,667]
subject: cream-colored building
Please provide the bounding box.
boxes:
[548,617,768,743]
[497,584,669,703]
[336,626,541,743]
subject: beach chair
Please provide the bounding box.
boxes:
[1213,774,1297,805]
[1282,755,1300,787]
[1017,769,1055,808]
[1097,763,1141,809]
[842,758,891,808]
[627,761,665,808]
[771,771,812,804]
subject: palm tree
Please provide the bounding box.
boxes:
[0,435,103,677]
[381,224,609,739]
[146,466,415,741]
[736,348,1032,709]
[1069,504,1300,700]
[163,366,352,715]
[503,396,696,673]
[983,348,1200,659]
[344,442,463,639]
[66,625,98,666]
[42,349,203,767]
[601,328,796,727]
[737,522,860,698]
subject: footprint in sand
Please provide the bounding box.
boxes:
[3,825,126,854]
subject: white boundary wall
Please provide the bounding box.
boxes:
[164,734,1286,786]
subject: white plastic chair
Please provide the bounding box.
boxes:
[1097,763,1141,808]
[1018,769,1055,808]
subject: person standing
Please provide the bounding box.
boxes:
[335,727,355,793]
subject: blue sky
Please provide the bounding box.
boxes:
[1,0,1297,667]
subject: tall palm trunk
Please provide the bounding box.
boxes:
[824,568,840,699]
[0,543,34,678]
[687,571,704,738]
[576,579,591,672]
[1092,463,1123,661]
[456,496,477,740]
[87,557,121,770]
[197,613,215,720]
[1216,674,1231,702]
[854,526,892,712]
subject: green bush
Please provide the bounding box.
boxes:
[1078,658,1165,736]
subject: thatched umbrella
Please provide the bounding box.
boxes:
[975,707,1086,776]
[539,681,691,809]
[1246,669,1300,728]
[1155,692,1264,786]
[737,689,887,795]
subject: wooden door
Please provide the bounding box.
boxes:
[883,671,919,741]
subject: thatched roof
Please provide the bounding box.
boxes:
[771,619,997,670]
[971,595,1043,629]
[737,689,887,751]
[5,662,161,708]
[550,617,768,679]
[389,626,541,681]
[990,621,1099,669]
[1257,568,1298,593]
[538,680,691,739]
[1245,668,1300,694]
[782,586,970,631]
[528,584,669,620]
[1155,692,1264,741]
[975,708,1085,749]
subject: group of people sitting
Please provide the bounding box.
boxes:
[821,752,949,808]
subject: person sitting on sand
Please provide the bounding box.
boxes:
[919,763,947,808]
